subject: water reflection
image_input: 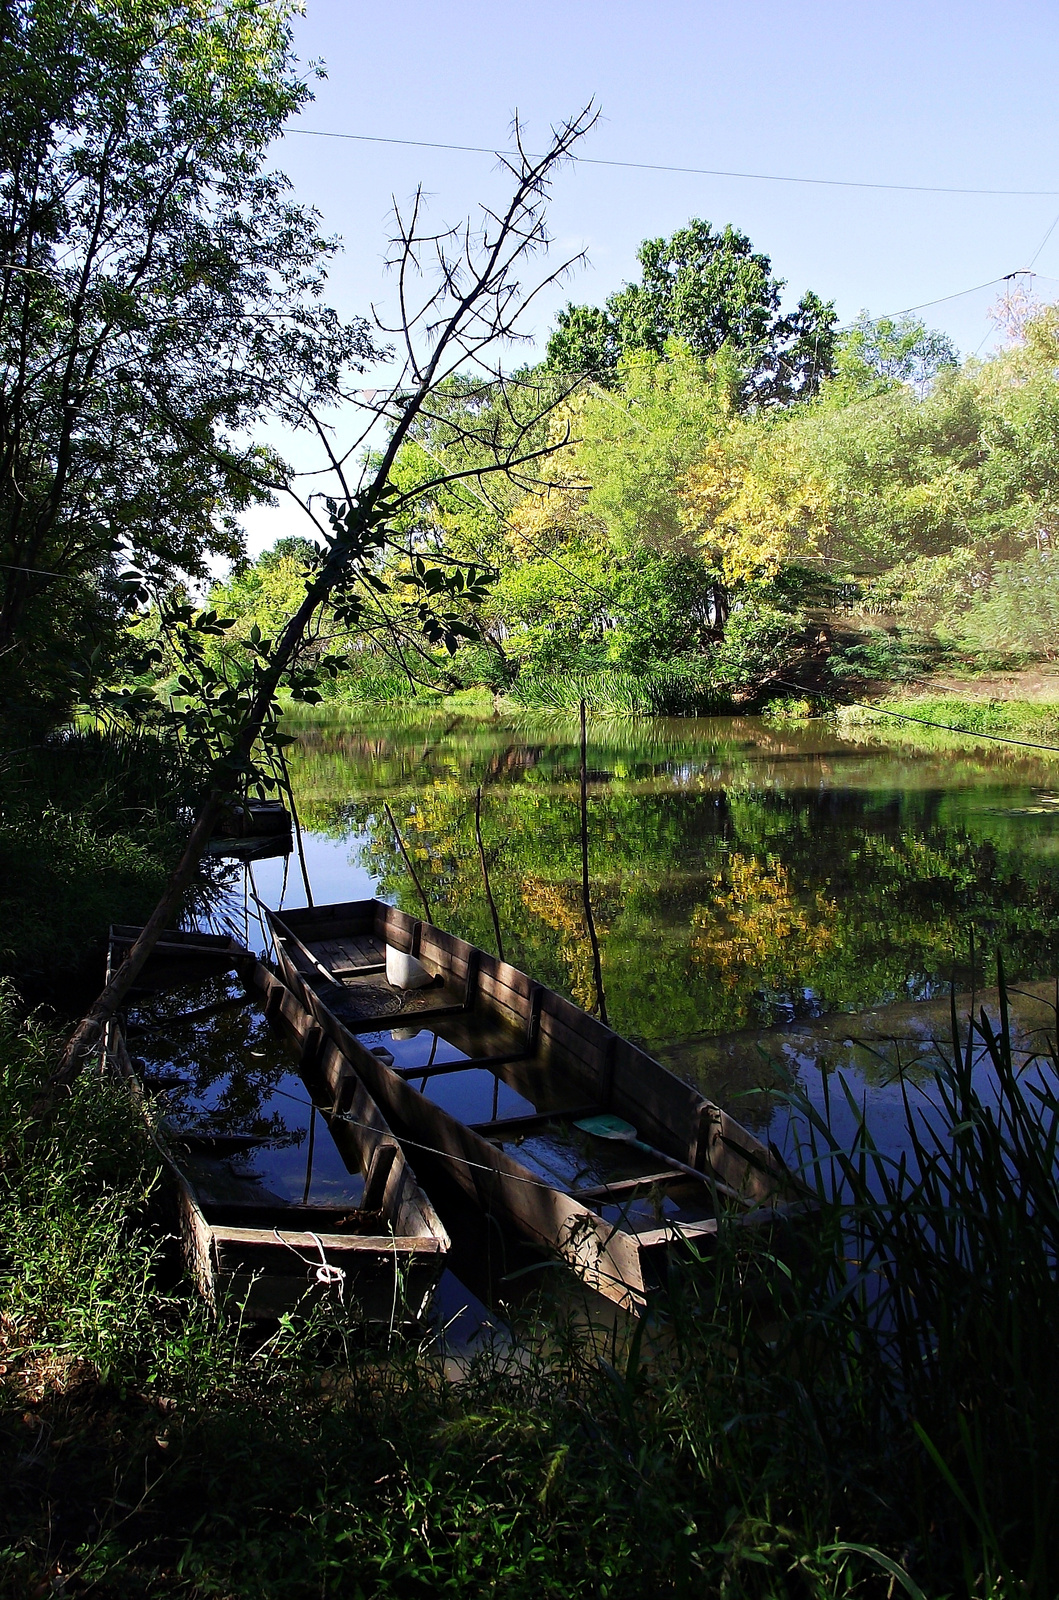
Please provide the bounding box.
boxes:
[128,975,365,1209]
[219,710,1059,1166]
[265,711,1059,1043]
[202,709,1059,1334]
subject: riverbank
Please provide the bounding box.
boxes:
[0,727,214,1008]
[3,977,1058,1596]
[828,676,1059,753]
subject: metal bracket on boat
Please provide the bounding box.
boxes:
[524,984,543,1049]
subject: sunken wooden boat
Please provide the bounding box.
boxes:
[207,799,293,862]
[104,925,449,1323]
[266,900,798,1313]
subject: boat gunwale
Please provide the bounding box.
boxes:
[267,899,800,1311]
[105,926,450,1316]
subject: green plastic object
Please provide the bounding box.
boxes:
[574,1114,649,1150]
[574,1114,722,1191]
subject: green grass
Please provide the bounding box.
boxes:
[4,966,1059,1595]
[504,664,733,717]
[835,694,1059,750]
[0,727,215,1001]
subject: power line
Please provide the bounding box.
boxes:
[874,274,1017,322]
[289,126,1059,200]
[1030,212,1059,270]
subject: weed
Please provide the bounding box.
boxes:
[2,969,1056,1595]
[0,727,219,1000]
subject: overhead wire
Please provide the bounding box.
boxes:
[1029,212,1059,271]
[288,127,1059,199]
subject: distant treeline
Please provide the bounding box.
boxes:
[150,221,1059,713]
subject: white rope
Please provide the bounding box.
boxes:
[272,1226,347,1291]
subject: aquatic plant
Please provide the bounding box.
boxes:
[505,663,732,717]
[777,960,1059,1593]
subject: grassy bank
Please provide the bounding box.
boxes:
[3,972,1058,1596]
[833,694,1059,752]
[0,728,215,1006]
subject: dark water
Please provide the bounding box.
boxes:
[205,709,1059,1333]
[129,975,366,1210]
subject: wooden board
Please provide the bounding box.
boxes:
[106,927,450,1324]
[269,899,801,1311]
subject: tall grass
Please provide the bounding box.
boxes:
[784,964,1059,1593]
[507,663,733,717]
[2,971,1058,1594]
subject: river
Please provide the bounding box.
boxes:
[224,708,1059,1331]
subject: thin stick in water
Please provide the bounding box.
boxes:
[475,784,506,963]
[301,1102,317,1205]
[384,802,432,921]
[579,699,608,1027]
[277,744,313,908]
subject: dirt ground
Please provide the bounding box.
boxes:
[908,664,1059,701]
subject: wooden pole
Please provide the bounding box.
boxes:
[276,744,313,908]
[579,699,608,1027]
[475,784,505,963]
[384,803,432,922]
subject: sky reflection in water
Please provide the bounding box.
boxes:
[227,711,1059,1161]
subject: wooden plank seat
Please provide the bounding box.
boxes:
[267,900,804,1315]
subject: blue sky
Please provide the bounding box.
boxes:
[243,0,1059,554]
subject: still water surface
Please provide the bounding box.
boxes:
[216,710,1059,1328]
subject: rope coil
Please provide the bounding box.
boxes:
[272,1226,347,1291]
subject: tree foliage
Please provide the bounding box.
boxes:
[0,0,375,731]
[832,313,959,398]
[547,218,837,406]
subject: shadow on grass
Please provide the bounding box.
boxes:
[2,962,1056,1596]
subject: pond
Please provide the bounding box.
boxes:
[223,708,1059,1327]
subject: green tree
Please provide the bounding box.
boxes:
[832,313,958,398]
[54,107,600,1085]
[547,219,836,406]
[576,341,734,554]
[0,0,375,731]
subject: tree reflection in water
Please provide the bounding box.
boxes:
[255,709,1059,1141]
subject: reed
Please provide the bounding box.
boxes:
[506,664,733,717]
[2,968,1056,1595]
[777,959,1059,1593]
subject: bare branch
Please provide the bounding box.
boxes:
[49,102,600,1096]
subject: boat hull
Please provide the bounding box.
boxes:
[268,901,795,1313]
[107,928,449,1324]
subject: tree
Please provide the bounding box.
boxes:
[50,106,599,1090]
[576,341,735,553]
[546,218,836,405]
[680,413,832,585]
[0,0,375,731]
[831,313,958,398]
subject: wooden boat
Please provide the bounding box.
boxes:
[105,925,449,1323]
[265,900,798,1313]
[207,799,293,862]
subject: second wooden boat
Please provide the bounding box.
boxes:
[266,900,797,1313]
[106,925,449,1323]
